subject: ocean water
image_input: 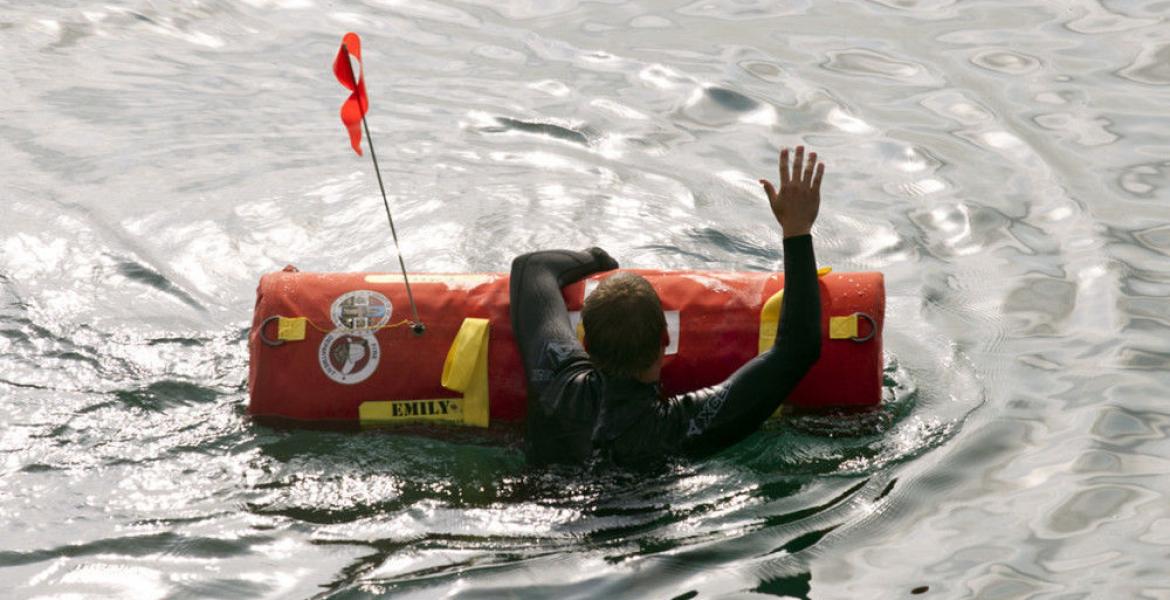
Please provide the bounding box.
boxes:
[2,1,1169,598]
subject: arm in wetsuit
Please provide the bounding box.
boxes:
[597,146,827,465]
[513,146,827,466]
[664,233,821,457]
[509,247,618,463]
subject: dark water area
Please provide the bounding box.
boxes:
[2,1,1169,598]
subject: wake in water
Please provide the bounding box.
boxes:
[233,347,969,597]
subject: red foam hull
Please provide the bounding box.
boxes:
[247,269,885,425]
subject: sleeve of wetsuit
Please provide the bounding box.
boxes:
[509,247,619,393]
[667,234,822,457]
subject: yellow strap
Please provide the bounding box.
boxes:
[359,317,491,428]
[830,315,859,340]
[277,317,307,341]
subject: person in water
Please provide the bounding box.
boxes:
[509,146,825,467]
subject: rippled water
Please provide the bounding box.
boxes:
[2,1,1169,598]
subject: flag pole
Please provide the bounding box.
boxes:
[335,32,424,335]
[360,111,425,335]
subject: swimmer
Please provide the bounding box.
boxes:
[509,146,825,467]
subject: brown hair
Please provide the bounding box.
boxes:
[581,272,666,379]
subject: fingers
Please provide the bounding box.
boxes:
[759,179,777,202]
[803,151,817,184]
[775,145,824,188]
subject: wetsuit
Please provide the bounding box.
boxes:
[509,236,821,467]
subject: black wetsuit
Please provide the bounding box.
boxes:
[509,235,821,468]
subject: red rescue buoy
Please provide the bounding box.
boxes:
[247,268,884,427]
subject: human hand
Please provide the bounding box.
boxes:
[586,247,619,272]
[759,146,824,238]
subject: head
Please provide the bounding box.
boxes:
[581,272,668,380]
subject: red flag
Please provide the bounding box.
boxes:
[333,32,369,156]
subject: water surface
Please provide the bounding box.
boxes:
[2,0,1169,598]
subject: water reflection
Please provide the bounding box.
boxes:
[4,0,1170,597]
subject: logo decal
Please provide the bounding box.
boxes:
[319,330,380,384]
[330,290,392,330]
[687,385,729,437]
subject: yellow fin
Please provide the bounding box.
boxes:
[360,317,491,429]
[758,289,783,355]
[441,318,488,393]
[440,318,490,428]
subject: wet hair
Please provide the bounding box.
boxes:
[581,272,666,379]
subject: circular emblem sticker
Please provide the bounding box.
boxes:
[331,290,392,330]
[318,330,380,385]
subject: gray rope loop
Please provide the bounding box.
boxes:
[258,315,286,347]
[851,312,877,343]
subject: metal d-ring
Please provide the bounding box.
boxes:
[851,312,876,343]
[258,315,286,347]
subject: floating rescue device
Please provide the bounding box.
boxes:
[248,268,885,427]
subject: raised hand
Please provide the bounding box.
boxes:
[759,146,824,238]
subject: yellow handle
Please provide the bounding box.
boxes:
[277,317,307,341]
